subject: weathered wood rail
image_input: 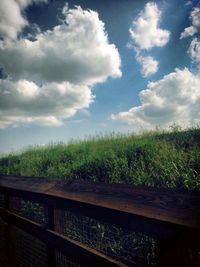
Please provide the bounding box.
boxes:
[0,175,200,267]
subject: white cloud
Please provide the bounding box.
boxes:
[0,116,62,129]
[136,55,159,77]
[0,79,94,128]
[0,0,47,40]
[180,26,198,39]
[128,2,169,77]
[191,7,200,28]
[0,0,27,40]
[16,80,39,98]
[188,38,200,63]
[112,68,200,129]
[0,5,121,85]
[113,3,200,130]
[180,7,200,39]
[0,4,121,128]
[129,2,170,50]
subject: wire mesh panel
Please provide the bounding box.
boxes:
[0,218,8,267]
[10,225,48,267]
[0,177,199,267]
[9,196,48,226]
[0,193,5,208]
[54,208,158,266]
[188,248,200,267]
[55,250,84,267]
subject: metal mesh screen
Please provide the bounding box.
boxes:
[0,193,5,208]
[0,217,92,267]
[1,187,198,267]
[188,248,200,266]
[0,195,94,267]
[9,196,48,226]
[0,218,7,267]
[10,225,48,267]
[54,208,158,266]
[55,250,84,267]
[9,225,88,267]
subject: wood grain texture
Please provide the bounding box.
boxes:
[0,175,199,229]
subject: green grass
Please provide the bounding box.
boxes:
[0,127,200,190]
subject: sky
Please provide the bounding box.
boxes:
[0,0,200,153]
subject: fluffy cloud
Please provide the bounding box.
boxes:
[136,55,158,77]
[129,2,170,50]
[188,38,200,63]
[180,7,200,39]
[0,6,121,85]
[0,4,121,128]
[0,79,93,128]
[112,68,200,129]
[114,8,200,130]
[180,26,198,39]
[128,2,169,77]
[0,0,47,40]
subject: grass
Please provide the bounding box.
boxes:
[0,127,200,190]
[1,127,199,266]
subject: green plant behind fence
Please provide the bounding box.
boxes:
[0,127,200,190]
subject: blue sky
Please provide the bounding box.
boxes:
[0,0,200,153]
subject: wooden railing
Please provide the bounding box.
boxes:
[0,175,200,267]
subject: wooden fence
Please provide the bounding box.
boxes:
[0,175,200,267]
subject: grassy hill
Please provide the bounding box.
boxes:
[0,127,200,190]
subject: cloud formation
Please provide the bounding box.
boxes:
[180,7,200,39]
[0,79,93,128]
[136,55,159,77]
[112,68,200,129]
[188,38,200,63]
[128,2,170,77]
[0,4,121,128]
[0,0,47,40]
[0,6,121,85]
[129,2,170,50]
[113,3,200,130]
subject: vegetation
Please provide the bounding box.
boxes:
[1,127,199,266]
[0,127,200,190]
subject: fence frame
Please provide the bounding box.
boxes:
[0,175,200,267]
